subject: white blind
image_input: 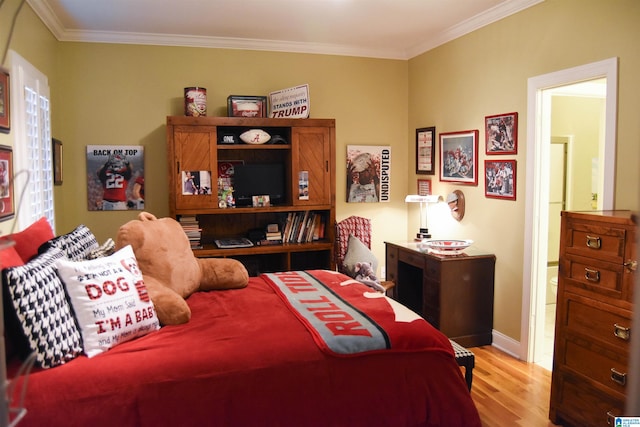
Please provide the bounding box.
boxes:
[9,50,55,232]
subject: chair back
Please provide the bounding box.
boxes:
[334,216,372,274]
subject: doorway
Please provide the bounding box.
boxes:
[520,58,618,364]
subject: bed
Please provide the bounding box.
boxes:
[6,269,480,427]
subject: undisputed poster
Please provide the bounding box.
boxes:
[86,145,144,211]
[346,145,391,203]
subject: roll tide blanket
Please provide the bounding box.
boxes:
[261,270,452,357]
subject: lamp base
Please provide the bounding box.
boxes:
[415,228,431,240]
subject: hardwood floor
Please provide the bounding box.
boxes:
[470,345,561,426]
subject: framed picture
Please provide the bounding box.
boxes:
[484,159,517,200]
[485,112,518,154]
[0,145,14,221]
[417,179,432,196]
[0,68,9,133]
[416,127,435,174]
[439,129,479,185]
[227,95,267,118]
[53,138,63,185]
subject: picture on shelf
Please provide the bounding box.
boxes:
[182,170,212,195]
[86,145,144,211]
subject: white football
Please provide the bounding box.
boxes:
[236,102,260,117]
[239,129,271,145]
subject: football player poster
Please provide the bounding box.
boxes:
[346,145,391,203]
[86,145,144,211]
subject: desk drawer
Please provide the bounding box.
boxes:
[398,249,425,269]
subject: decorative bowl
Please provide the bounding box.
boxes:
[420,239,473,255]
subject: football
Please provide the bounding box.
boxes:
[235,102,260,117]
[239,129,271,145]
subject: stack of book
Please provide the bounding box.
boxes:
[256,223,283,246]
[179,215,202,249]
[281,211,324,244]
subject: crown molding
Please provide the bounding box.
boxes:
[27,0,543,60]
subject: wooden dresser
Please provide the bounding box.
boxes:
[549,210,637,426]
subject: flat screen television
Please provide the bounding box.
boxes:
[232,163,285,206]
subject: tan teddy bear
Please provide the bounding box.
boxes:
[116,212,249,325]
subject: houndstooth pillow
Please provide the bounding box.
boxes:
[4,247,83,368]
[41,224,99,261]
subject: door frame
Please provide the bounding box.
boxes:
[520,57,618,362]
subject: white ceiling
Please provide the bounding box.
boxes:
[28,0,543,60]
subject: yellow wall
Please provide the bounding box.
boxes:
[1,0,638,344]
[408,0,640,340]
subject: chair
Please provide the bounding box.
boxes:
[334,215,395,292]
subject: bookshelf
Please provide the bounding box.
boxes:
[166,116,336,275]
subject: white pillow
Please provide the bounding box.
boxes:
[56,245,160,357]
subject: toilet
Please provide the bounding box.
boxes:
[550,276,558,298]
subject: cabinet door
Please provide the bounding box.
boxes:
[291,126,332,206]
[172,125,218,210]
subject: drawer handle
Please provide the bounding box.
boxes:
[610,368,627,386]
[586,235,601,249]
[584,267,600,282]
[607,411,616,425]
[614,323,631,341]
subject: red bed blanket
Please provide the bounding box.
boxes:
[10,271,480,427]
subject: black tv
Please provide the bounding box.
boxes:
[232,163,285,206]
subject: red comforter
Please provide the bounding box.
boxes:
[10,272,480,427]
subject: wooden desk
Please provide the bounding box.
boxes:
[385,241,496,347]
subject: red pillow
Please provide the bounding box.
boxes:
[0,245,23,270]
[0,217,54,262]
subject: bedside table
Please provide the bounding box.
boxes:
[385,241,496,347]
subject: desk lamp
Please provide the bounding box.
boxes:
[405,194,443,240]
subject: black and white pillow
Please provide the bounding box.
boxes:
[4,247,83,368]
[41,224,99,261]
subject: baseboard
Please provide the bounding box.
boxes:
[490,329,521,359]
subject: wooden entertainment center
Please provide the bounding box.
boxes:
[166,116,336,275]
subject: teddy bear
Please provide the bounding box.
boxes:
[115,212,249,325]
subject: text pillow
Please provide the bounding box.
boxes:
[56,245,160,357]
[3,247,83,368]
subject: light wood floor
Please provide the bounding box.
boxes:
[470,345,561,427]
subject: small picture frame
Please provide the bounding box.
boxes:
[484,159,517,200]
[0,68,10,133]
[0,145,14,221]
[227,95,267,118]
[53,138,63,185]
[417,179,432,196]
[252,195,271,207]
[485,112,518,155]
[439,130,479,185]
[416,127,435,174]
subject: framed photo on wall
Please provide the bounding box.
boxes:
[485,112,518,155]
[53,138,63,185]
[0,145,14,221]
[484,159,517,200]
[0,68,9,133]
[417,179,432,196]
[439,129,479,185]
[415,127,435,174]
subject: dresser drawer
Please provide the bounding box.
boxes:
[563,294,632,349]
[563,254,625,301]
[564,220,627,264]
[563,336,628,394]
[552,371,625,427]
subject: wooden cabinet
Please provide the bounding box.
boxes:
[384,242,496,347]
[166,116,336,275]
[550,210,637,427]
